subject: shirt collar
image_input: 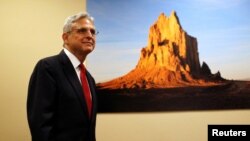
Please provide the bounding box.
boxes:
[63,48,81,69]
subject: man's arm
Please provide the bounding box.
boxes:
[27,60,57,141]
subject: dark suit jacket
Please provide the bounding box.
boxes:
[27,50,97,141]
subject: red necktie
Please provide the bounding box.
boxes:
[79,64,92,118]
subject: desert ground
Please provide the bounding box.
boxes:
[97,80,250,113]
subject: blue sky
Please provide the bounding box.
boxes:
[87,0,250,82]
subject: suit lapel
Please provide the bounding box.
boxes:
[86,71,97,120]
[58,51,89,117]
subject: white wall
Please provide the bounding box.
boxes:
[0,0,85,140]
[97,111,250,141]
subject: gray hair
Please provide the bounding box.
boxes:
[63,12,94,33]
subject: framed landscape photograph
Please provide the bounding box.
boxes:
[87,0,250,112]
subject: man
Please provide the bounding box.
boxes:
[27,12,98,141]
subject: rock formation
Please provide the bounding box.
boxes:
[98,11,223,89]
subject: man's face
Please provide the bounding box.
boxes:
[63,18,96,58]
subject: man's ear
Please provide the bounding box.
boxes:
[62,33,69,44]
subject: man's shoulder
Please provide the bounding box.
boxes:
[35,51,65,70]
[38,54,60,65]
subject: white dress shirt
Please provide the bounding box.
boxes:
[63,48,82,82]
[63,48,92,100]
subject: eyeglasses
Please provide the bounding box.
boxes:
[70,28,99,35]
